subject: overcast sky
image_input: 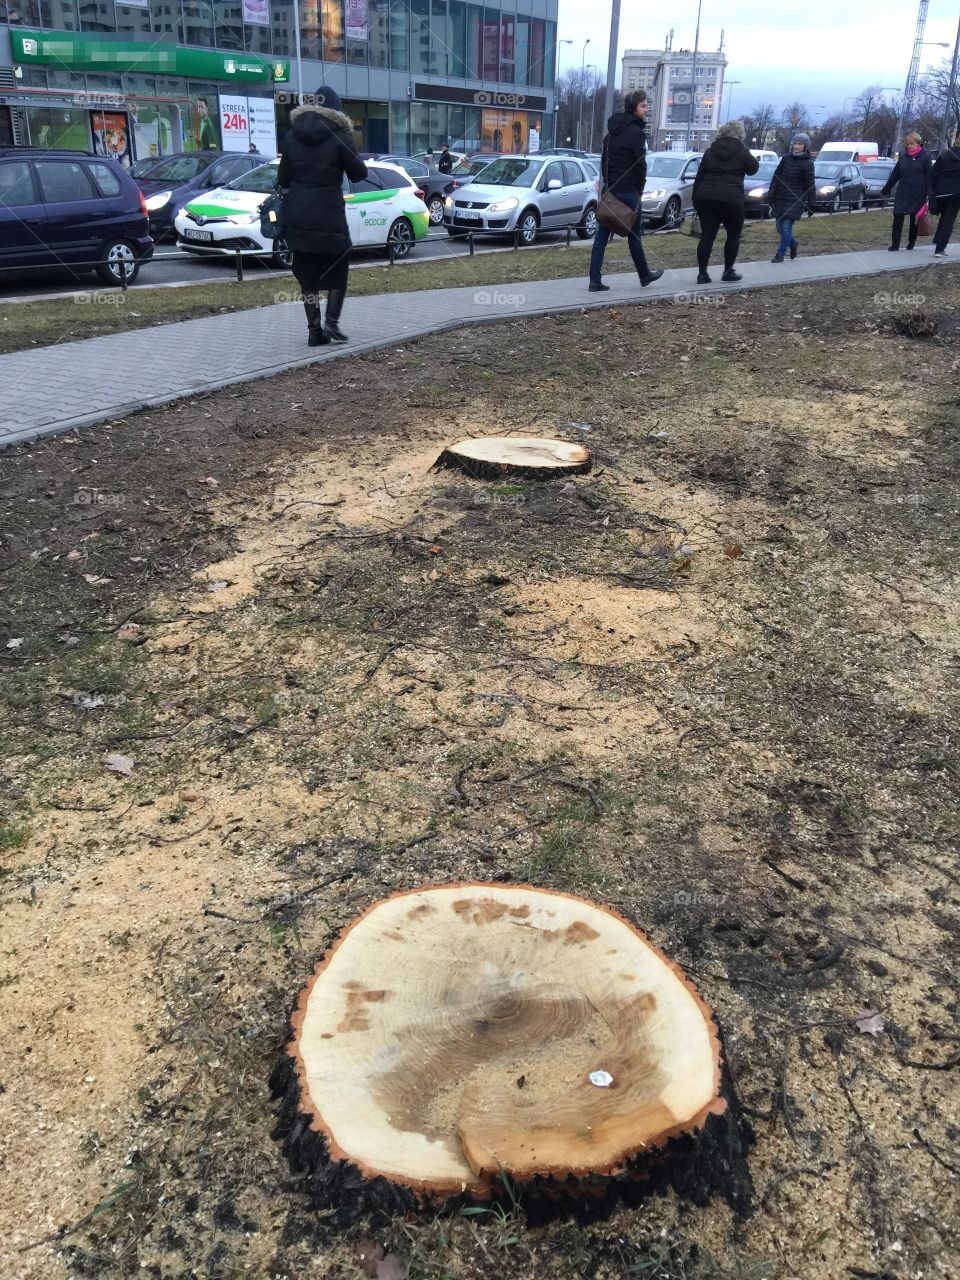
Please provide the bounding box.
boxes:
[558,0,959,117]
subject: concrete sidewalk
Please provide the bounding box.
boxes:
[0,248,944,449]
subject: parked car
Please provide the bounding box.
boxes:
[813,161,866,211]
[442,153,598,244]
[817,141,879,164]
[174,159,429,264]
[373,154,466,225]
[749,149,780,165]
[861,159,898,207]
[743,161,780,217]
[136,151,267,241]
[641,151,701,226]
[0,147,153,285]
[451,155,502,181]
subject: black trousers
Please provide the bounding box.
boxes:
[291,250,349,303]
[695,198,745,273]
[933,195,960,252]
[890,212,919,249]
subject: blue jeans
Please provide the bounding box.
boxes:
[590,189,651,282]
[775,217,796,257]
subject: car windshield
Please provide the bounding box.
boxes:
[131,157,163,178]
[753,165,778,180]
[819,151,855,162]
[471,157,541,186]
[141,156,209,183]
[646,156,689,178]
[815,164,846,178]
[225,162,280,194]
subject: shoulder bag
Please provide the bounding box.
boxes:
[596,136,638,237]
[259,187,286,241]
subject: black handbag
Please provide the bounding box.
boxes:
[259,188,286,241]
[596,136,638,237]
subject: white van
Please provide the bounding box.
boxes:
[817,141,880,164]
[750,149,779,164]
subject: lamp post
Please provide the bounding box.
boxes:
[577,38,591,149]
[723,79,741,122]
[557,40,573,145]
[686,0,704,150]
[587,66,600,151]
[940,16,960,149]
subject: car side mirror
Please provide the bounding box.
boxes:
[547,178,562,190]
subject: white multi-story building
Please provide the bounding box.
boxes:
[622,45,727,151]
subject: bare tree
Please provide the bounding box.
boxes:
[749,102,778,147]
[916,58,960,144]
[810,114,842,153]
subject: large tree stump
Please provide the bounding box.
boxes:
[433,437,591,480]
[271,884,752,1220]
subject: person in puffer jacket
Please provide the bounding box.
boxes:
[691,119,759,283]
[278,85,367,345]
[931,140,960,258]
[766,133,816,263]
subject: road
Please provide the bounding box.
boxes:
[0,227,585,301]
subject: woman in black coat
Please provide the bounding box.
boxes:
[931,141,960,258]
[766,133,816,262]
[278,86,367,345]
[881,132,933,251]
[691,120,759,283]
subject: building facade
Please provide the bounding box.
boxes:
[622,45,726,151]
[0,1,559,161]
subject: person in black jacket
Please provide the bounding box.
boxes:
[588,89,664,291]
[766,132,816,262]
[277,86,367,345]
[931,140,960,258]
[437,144,453,174]
[691,120,759,283]
[882,132,933,251]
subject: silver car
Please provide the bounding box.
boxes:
[641,151,701,226]
[442,153,599,244]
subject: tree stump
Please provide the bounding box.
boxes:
[433,437,591,480]
[271,884,752,1220]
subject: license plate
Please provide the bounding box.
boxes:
[457,211,481,221]
[183,228,213,242]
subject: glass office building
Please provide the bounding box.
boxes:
[0,1,558,159]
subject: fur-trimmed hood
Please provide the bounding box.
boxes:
[289,103,354,144]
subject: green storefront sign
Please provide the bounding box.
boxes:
[12,30,289,85]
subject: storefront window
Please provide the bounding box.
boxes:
[245,19,274,55]
[299,0,322,60]
[463,105,481,150]
[390,101,409,152]
[514,15,529,87]
[151,0,183,39]
[389,0,408,71]
[185,84,222,151]
[544,20,556,89]
[3,0,42,24]
[345,0,369,66]
[24,107,90,151]
[407,0,429,74]
[321,0,345,62]
[499,12,514,84]
[271,0,295,56]
[448,1,467,78]
[368,0,389,68]
[481,8,499,82]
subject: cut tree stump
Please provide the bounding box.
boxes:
[433,437,592,480]
[271,883,752,1220]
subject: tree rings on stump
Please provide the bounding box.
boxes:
[433,437,591,480]
[271,883,752,1218]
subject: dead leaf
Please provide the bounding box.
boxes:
[83,574,113,585]
[724,540,744,559]
[426,568,439,581]
[116,622,142,641]
[179,789,200,803]
[855,1009,884,1037]
[103,753,135,776]
[201,476,219,488]
[5,637,23,650]
[66,549,83,562]
[206,581,229,593]
[357,1240,385,1278]
[430,545,442,555]
[376,1256,408,1280]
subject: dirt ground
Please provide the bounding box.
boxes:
[1,266,959,1280]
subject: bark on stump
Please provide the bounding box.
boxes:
[433,437,592,480]
[271,883,752,1220]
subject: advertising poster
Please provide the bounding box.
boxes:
[528,124,540,153]
[242,0,270,25]
[219,94,250,152]
[90,111,132,167]
[345,0,368,40]
[194,96,220,150]
[248,97,278,156]
[482,109,525,154]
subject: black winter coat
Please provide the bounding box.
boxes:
[882,149,932,215]
[277,105,367,257]
[437,150,453,174]
[767,152,816,219]
[692,136,759,205]
[603,112,648,194]
[932,146,960,203]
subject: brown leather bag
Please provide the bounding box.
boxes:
[596,136,638,236]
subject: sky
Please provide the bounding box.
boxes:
[557,0,959,118]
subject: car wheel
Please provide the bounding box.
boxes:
[427,196,445,225]
[662,195,682,227]
[855,193,864,210]
[272,239,293,269]
[517,209,539,245]
[831,192,841,213]
[387,217,415,258]
[96,239,140,286]
[576,204,598,239]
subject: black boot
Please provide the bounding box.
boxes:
[303,299,329,347]
[323,289,349,343]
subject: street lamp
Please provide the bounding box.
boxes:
[577,38,591,150]
[723,79,741,123]
[586,65,600,151]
